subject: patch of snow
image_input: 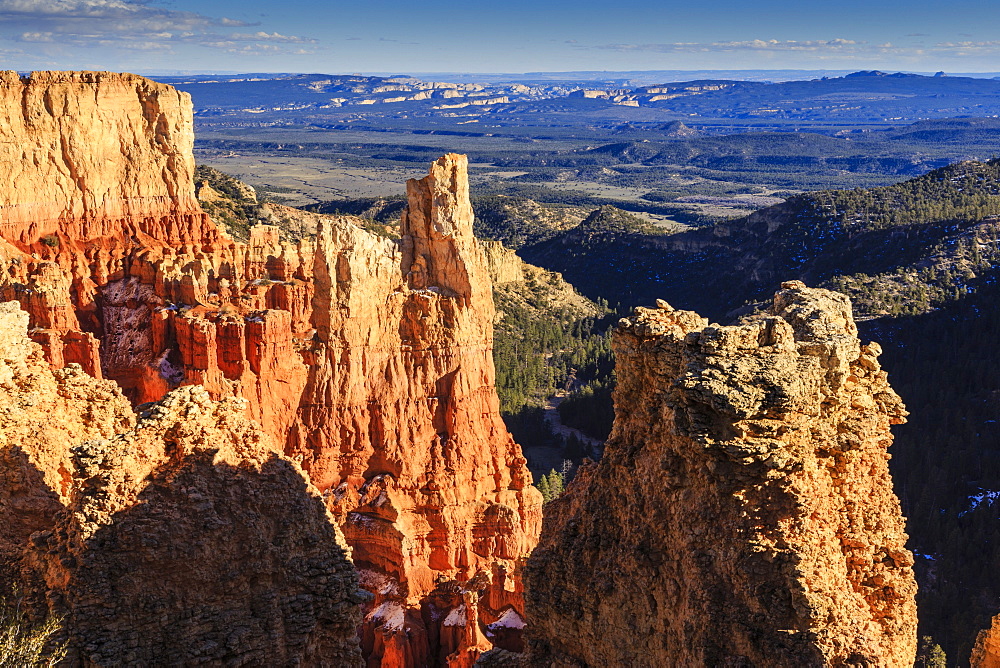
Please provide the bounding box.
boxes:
[157,349,184,385]
[443,604,467,627]
[347,512,380,531]
[367,601,405,632]
[960,489,1000,517]
[355,569,400,597]
[487,608,525,631]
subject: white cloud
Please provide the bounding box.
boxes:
[19,30,53,41]
[0,0,315,55]
[581,37,1000,62]
[229,31,315,44]
[591,38,868,54]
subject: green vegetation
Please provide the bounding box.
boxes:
[493,275,613,415]
[866,277,1000,663]
[0,594,66,667]
[557,379,615,441]
[535,469,566,503]
[915,637,947,668]
[194,164,267,241]
[305,196,407,224]
[491,269,615,474]
[472,195,588,248]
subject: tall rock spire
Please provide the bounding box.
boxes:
[304,155,540,666]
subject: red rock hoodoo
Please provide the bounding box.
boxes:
[523,282,918,667]
[0,71,541,666]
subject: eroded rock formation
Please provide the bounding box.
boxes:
[0,301,365,665]
[524,281,917,667]
[973,615,1000,667]
[299,156,541,667]
[0,71,540,665]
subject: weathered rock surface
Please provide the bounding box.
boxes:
[0,301,365,665]
[0,71,540,665]
[0,302,132,573]
[298,155,541,667]
[524,281,917,667]
[973,615,1000,667]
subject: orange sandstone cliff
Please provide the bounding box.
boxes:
[523,282,918,667]
[0,300,365,665]
[0,71,540,665]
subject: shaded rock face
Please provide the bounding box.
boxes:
[0,301,365,665]
[0,72,540,665]
[524,282,918,667]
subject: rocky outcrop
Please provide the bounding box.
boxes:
[297,155,541,667]
[0,302,133,574]
[0,71,212,247]
[0,71,540,665]
[524,282,917,667]
[973,615,1000,667]
[0,301,365,665]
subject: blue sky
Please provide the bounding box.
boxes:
[2,0,1000,74]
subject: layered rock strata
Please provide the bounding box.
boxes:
[524,282,918,667]
[0,71,540,665]
[0,301,365,665]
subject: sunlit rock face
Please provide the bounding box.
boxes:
[0,70,541,666]
[0,301,366,665]
[524,282,917,668]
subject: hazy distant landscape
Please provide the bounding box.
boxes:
[166,70,1000,231]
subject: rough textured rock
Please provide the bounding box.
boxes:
[524,281,917,667]
[0,71,212,246]
[0,302,133,574]
[0,301,365,665]
[0,71,540,665]
[973,615,1000,668]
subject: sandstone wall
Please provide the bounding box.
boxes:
[524,282,917,667]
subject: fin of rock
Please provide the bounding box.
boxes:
[523,282,918,667]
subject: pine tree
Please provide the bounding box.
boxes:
[546,469,565,498]
[915,636,947,668]
[536,475,552,503]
